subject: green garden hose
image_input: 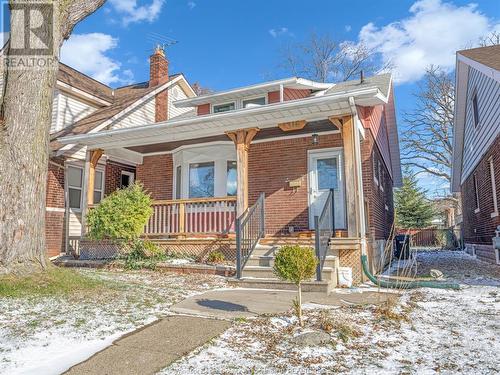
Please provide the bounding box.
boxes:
[361,255,460,290]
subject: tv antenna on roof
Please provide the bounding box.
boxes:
[146,32,178,52]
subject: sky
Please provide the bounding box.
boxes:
[2,0,500,194]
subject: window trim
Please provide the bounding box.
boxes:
[120,170,135,188]
[93,170,105,204]
[373,154,379,186]
[488,157,498,218]
[473,173,480,213]
[212,101,236,114]
[67,165,84,210]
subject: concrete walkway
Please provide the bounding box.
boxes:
[171,288,391,319]
[64,316,231,375]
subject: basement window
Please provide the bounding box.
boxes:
[213,102,235,113]
[489,157,498,217]
[473,173,480,213]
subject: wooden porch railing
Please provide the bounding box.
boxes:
[144,197,237,236]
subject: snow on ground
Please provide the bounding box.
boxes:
[0,269,226,375]
[163,250,500,374]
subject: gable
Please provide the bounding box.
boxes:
[108,96,155,130]
[168,83,194,119]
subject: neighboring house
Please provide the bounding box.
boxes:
[451,44,500,265]
[43,47,196,257]
[57,60,402,285]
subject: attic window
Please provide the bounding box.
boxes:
[243,97,266,108]
[213,102,235,113]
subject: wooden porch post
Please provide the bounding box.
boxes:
[226,128,259,218]
[340,115,361,238]
[81,149,103,236]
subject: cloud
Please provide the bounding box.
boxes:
[109,0,165,25]
[359,0,500,83]
[60,33,134,86]
[269,27,293,38]
[187,1,196,10]
[0,32,8,47]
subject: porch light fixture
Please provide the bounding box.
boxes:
[311,133,319,145]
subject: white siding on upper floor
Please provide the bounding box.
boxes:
[169,84,194,119]
[109,96,155,130]
[462,67,500,183]
[51,91,99,134]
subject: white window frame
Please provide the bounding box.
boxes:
[473,173,480,213]
[241,95,267,109]
[67,165,84,211]
[212,101,236,114]
[120,170,135,188]
[488,157,498,218]
[188,161,216,199]
[373,155,378,186]
[93,170,105,204]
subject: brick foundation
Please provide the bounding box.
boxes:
[46,211,65,257]
[46,159,66,256]
[465,243,499,265]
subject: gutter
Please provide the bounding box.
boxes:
[59,87,382,147]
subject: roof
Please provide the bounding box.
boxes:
[457,45,500,71]
[51,74,181,151]
[175,77,333,107]
[325,73,392,99]
[57,63,114,102]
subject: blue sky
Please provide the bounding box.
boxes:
[2,0,500,193]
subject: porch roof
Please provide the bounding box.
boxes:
[58,85,387,153]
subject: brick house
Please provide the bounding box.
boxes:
[451,45,500,265]
[56,47,402,285]
[45,47,196,257]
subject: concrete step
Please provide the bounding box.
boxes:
[246,254,339,269]
[228,278,333,294]
[241,265,337,282]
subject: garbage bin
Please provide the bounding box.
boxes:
[394,234,411,259]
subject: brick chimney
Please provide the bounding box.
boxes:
[149,45,169,122]
[149,45,169,87]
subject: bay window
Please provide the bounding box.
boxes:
[189,162,215,198]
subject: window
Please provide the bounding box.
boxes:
[373,155,378,185]
[189,162,215,198]
[317,157,338,190]
[242,97,266,108]
[213,102,235,113]
[489,157,498,217]
[68,166,83,209]
[473,173,480,213]
[120,171,134,188]
[175,166,182,199]
[93,170,104,204]
[472,92,480,127]
[227,161,237,196]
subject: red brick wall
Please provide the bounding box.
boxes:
[46,211,64,257]
[45,158,66,257]
[461,134,500,244]
[248,133,343,235]
[361,130,395,240]
[105,161,136,196]
[136,154,173,200]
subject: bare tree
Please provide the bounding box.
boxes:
[479,31,500,47]
[279,32,387,83]
[0,0,106,275]
[401,66,454,183]
[191,82,213,96]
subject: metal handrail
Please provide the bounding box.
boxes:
[236,193,265,278]
[314,188,335,281]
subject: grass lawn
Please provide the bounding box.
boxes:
[0,267,227,374]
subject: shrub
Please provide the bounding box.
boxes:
[207,251,225,264]
[273,245,317,327]
[122,239,166,270]
[86,183,153,241]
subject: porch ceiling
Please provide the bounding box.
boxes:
[126,120,339,154]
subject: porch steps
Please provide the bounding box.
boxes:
[259,237,315,247]
[228,278,333,293]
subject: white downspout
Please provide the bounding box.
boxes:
[349,96,367,256]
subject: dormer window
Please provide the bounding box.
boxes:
[213,102,235,113]
[243,96,266,108]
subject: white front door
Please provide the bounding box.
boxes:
[308,148,346,230]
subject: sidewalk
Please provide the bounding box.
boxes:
[64,316,231,375]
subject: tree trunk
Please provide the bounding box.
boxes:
[297,282,303,327]
[0,0,106,275]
